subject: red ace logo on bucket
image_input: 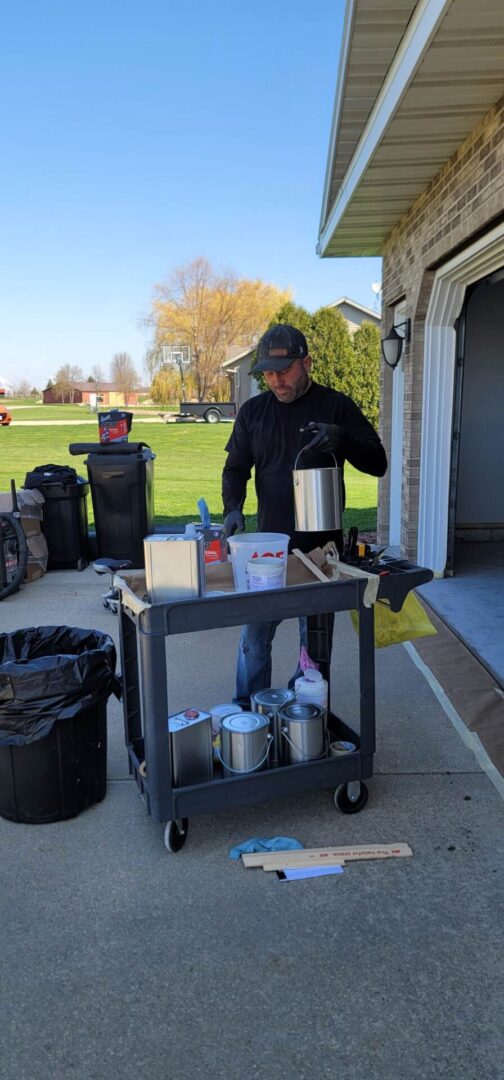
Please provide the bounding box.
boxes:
[250,550,285,560]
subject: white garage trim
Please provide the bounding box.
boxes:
[418,222,504,572]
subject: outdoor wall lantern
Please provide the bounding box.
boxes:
[381,318,411,369]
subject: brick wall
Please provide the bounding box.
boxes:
[379,96,504,558]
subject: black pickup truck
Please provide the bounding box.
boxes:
[164,401,237,424]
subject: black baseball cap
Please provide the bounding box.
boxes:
[251,324,309,373]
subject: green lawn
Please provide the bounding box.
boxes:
[7,402,163,421]
[0,422,378,532]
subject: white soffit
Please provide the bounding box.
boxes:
[318,0,504,258]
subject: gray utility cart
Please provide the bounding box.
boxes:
[117,556,432,852]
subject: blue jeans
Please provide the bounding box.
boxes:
[234,615,335,708]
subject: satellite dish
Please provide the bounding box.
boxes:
[371,282,382,296]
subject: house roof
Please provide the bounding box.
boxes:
[329,296,380,322]
[318,0,504,257]
[222,347,255,369]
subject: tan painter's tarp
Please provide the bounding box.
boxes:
[413,602,504,778]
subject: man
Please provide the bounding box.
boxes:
[222,323,387,707]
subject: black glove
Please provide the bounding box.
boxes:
[223,509,245,538]
[300,421,344,455]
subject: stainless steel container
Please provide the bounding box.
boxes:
[278,702,327,764]
[220,712,271,777]
[251,688,295,767]
[168,708,213,787]
[209,702,242,736]
[144,532,205,603]
[293,448,343,532]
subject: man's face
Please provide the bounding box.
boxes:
[263,356,312,403]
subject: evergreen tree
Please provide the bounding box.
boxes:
[348,321,381,428]
[257,302,381,425]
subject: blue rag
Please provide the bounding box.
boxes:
[197,498,211,528]
[229,837,304,860]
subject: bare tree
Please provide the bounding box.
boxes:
[147,257,291,401]
[110,352,138,406]
[89,364,105,388]
[53,364,73,403]
[53,364,83,403]
[11,379,32,397]
[68,365,83,403]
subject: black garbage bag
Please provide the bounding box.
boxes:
[0,626,119,746]
[24,464,80,488]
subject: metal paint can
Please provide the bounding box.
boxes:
[292,448,343,532]
[251,688,295,767]
[220,712,271,777]
[278,701,327,764]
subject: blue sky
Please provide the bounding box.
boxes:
[1,0,381,390]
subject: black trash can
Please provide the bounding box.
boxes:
[83,444,155,567]
[24,464,90,571]
[0,626,118,824]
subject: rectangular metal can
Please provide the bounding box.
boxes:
[168,708,213,787]
[143,533,205,603]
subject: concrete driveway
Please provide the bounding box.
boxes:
[0,567,503,1080]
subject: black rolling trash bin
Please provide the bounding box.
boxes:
[0,626,119,823]
[24,464,90,571]
[69,442,155,567]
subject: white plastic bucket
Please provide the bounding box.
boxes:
[246,557,285,592]
[294,668,328,720]
[227,532,290,592]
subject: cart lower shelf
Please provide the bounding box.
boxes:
[127,712,372,851]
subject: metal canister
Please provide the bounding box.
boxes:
[220,712,271,777]
[278,702,326,764]
[292,448,343,532]
[251,688,295,767]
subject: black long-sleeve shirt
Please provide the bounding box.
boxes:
[222,382,387,554]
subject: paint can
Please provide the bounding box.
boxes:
[251,688,295,767]
[219,712,272,777]
[278,702,327,764]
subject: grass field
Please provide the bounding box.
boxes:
[5,402,163,421]
[0,421,378,532]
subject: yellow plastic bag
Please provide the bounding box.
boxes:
[350,591,437,649]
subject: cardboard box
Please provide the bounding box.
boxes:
[98,410,133,444]
[192,523,227,564]
[115,549,338,616]
[0,488,45,537]
[25,532,49,582]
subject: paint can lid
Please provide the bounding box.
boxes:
[221,712,268,733]
[252,688,295,709]
[279,702,323,722]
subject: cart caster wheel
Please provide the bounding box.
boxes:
[164,819,189,852]
[334,782,369,814]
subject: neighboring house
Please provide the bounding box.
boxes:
[43,382,146,406]
[222,299,379,407]
[328,297,380,333]
[221,347,260,410]
[318,0,504,578]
